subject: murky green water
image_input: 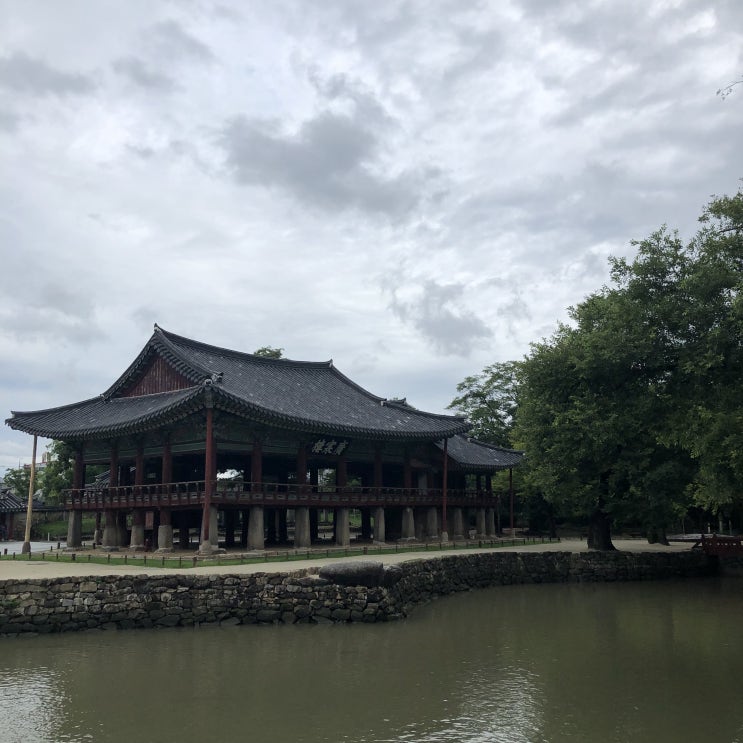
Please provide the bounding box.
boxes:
[1,578,742,743]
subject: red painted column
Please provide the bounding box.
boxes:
[251,439,263,489]
[336,454,348,488]
[201,406,215,543]
[161,439,172,486]
[373,446,383,489]
[135,442,144,488]
[296,443,307,485]
[109,444,119,489]
[442,438,449,534]
[403,454,412,491]
[509,467,514,535]
[73,448,84,489]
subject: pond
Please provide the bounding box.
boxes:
[1,577,741,743]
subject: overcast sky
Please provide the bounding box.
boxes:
[1,0,741,472]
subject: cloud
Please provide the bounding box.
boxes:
[219,111,424,216]
[384,279,493,356]
[112,56,178,92]
[0,53,96,96]
[147,19,215,63]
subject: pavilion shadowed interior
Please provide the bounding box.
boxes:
[6,325,522,553]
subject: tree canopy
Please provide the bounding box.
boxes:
[453,187,742,548]
[253,346,284,359]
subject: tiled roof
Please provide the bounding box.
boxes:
[6,326,470,442]
[7,387,205,439]
[439,435,523,471]
[0,489,24,513]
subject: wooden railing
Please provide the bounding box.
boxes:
[62,481,498,510]
[698,533,743,556]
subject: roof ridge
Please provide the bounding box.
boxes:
[157,326,333,369]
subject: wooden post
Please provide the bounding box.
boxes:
[201,405,215,550]
[21,435,37,554]
[441,438,448,537]
[250,439,263,490]
[509,467,514,535]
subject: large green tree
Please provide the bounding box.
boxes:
[515,189,742,547]
[611,190,743,524]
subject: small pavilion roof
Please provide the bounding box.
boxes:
[439,435,523,472]
[6,326,470,442]
[0,488,24,513]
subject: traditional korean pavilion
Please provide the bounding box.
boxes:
[6,325,521,552]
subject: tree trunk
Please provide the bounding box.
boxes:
[587,508,616,550]
[646,526,669,545]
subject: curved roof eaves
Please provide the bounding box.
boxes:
[6,387,203,439]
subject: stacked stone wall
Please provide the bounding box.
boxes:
[0,550,715,636]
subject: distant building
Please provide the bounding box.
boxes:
[0,479,24,540]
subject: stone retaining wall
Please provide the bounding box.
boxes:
[0,550,715,636]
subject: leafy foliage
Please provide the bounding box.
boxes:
[447,361,519,446]
[2,465,31,499]
[40,440,74,504]
[456,188,742,548]
[253,346,284,359]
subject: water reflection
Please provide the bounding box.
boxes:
[1,579,742,743]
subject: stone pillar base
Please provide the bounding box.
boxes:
[157,524,174,552]
[401,507,415,540]
[335,508,350,547]
[248,505,265,550]
[476,508,487,538]
[373,507,386,544]
[129,523,145,551]
[67,510,83,549]
[198,541,225,555]
[294,507,311,548]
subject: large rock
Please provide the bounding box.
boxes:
[318,561,385,587]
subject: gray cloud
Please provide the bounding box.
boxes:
[384,279,493,356]
[0,110,20,132]
[220,111,424,216]
[0,53,95,96]
[147,19,215,63]
[112,56,178,92]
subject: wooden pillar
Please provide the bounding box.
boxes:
[336,454,348,487]
[200,405,215,552]
[134,442,144,488]
[373,446,383,488]
[403,454,412,490]
[109,443,119,489]
[251,439,263,487]
[509,468,514,535]
[296,443,307,485]
[441,438,449,537]
[161,438,172,486]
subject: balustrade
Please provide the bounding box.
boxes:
[63,480,495,510]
